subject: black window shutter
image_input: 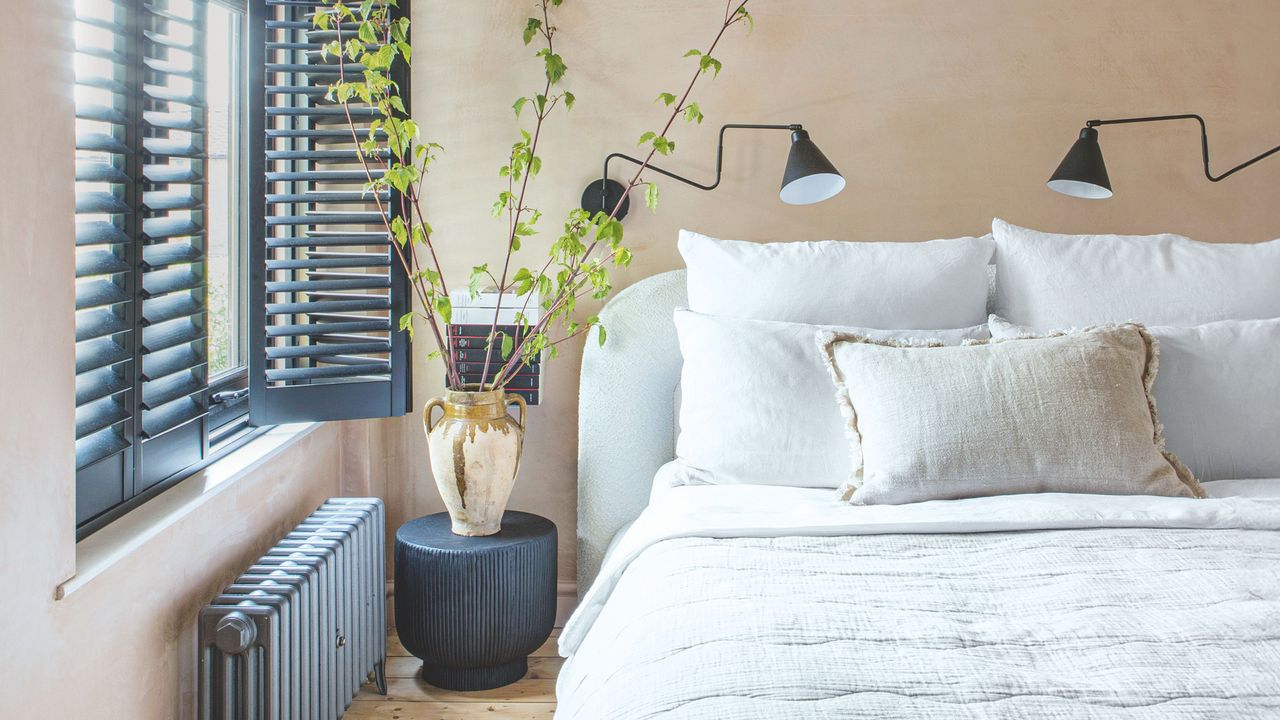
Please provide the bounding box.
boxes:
[74,0,210,530]
[247,0,412,425]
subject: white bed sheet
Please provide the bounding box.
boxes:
[560,478,1280,718]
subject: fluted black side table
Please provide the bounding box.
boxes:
[394,511,557,690]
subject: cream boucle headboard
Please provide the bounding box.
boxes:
[577,270,686,591]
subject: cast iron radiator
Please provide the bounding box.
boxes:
[198,497,387,719]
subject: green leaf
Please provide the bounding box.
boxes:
[357,20,378,44]
[652,136,675,155]
[637,130,656,146]
[512,96,528,118]
[523,17,542,45]
[654,92,677,106]
[542,52,567,84]
[699,55,723,77]
[563,91,575,110]
[434,295,452,324]
[468,264,489,299]
[735,7,755,33]
[644,182,659,212]
[682,102,703,124]
[683,48,702,57]
[391,215,409,246]
[596,323,608,347]
[500,333,514,360]
[398,311,414,339]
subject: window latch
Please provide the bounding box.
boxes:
[211,388,250,405]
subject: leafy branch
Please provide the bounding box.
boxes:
[311,0,753,392]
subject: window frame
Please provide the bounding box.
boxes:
[74,0,257,540]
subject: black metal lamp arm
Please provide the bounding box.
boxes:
[599,123,801,206]
[1086,114,1280,182]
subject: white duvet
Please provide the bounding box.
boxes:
[557,479,1280,719]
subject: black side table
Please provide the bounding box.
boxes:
[394,511,557,690]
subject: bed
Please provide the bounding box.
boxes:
[562,268,1280,719]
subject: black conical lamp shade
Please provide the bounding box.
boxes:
[1047,127,1112,199]
[779,129,845,205]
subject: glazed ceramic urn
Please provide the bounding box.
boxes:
[423,387,526,536]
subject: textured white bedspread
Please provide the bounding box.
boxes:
[557,486,1280,719]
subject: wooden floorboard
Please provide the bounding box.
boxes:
[351,629,560,718]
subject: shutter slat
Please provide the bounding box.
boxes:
[141,370,203,410]
[143,190,201,211]
[266,127,384,139]
[76,249,131,278]
[141,317,204,354]
[76,308,132,342]
[142,344,207,382]
[264,149,388,161]
[76,396,131,439]
[266,106,380,118]
[76,429,130,470]
[266,232,390,248]
[144,110,203,131]
[265,191,390,204]
[76,191,131,215]
[141,267,203,298]
[143,4,196,25]
[143,29,197,51]
[77,103,130,124]
[142,216,203,240]
[265,169,385,182]
[266,297,390,314]
[76,279,130,310]
[266,254,389,270]
[76,74,130,94]
[77,221,130,247]
[142,164,203,184]
[76,367,131,406]
[142,292,202,326]
[266,341,391,360]
[76,337,131,375]
[266,212,385,226]
[266,363,390,382]
[265,278,391,293]
[142,242,202,269]
[141,396,206,439]
[143,137,202,157]
[76,131,130,154]
[266,319,390,337]
[77,160,131,183]
[143,56,198,77]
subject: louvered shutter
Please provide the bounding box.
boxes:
[74,0,138,512]
[73,0,210,528]
[247,0,411,424]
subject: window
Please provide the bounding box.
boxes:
[72,0,249,537]
[71,0,410,537]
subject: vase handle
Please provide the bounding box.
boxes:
[423,397,446,434]
[506,393,527,430]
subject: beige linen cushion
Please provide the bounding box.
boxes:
[818,325,1203,505]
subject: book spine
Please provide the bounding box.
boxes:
[450,347,541,364]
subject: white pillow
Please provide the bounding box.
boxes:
[991,218,1280,328]
[991,314,1280,482]
[672,309,988,488]
[678,229,995,329]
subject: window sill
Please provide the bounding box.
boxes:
[56,422,320,600]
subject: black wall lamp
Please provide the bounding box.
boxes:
[581,123,844,220]
[1048,113,1280,199]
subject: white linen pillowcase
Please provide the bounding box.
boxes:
[991,218,1280,328]
[990,314,1280,482]
[678,229,996,329]
[819,325,1204,505]
[672,309,988,489]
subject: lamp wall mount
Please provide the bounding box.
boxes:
[581,122,843,220]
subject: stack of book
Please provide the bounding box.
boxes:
[448,289,541,405]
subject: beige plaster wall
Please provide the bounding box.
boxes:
[378,0,1280,585]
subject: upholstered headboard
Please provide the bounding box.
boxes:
[577,270,687,591]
